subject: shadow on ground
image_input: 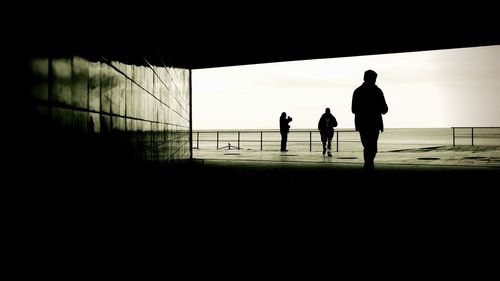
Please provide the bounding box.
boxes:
[13,158,499,275]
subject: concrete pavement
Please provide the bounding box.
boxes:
[194,145,500,168]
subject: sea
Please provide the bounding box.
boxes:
[192,128,500,152]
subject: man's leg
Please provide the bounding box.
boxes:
[368,130,379,167]
[320,133,326,155]
[327,131,333,157]
[281,132,288,151]
[359,131,371,171]
[360,130,379,171]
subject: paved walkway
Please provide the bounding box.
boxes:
[194,145,500,168]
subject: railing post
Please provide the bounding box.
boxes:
[216,131,219,150]
[336,131,339,152]
[197,131,199,149]
[260,131,263,151]
[238,131,240,150]
[452,127,455,146]
[309,131,312,152]
[471,127,474,146]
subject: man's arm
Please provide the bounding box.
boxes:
[351,90,358,114]
[379,90,388,114]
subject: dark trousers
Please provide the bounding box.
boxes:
[320,130,334,152]
[280,132,288,151]
[359,129,380,170]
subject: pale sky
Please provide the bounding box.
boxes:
[193,45,500,129]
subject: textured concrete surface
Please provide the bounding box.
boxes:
[194,145,500,168]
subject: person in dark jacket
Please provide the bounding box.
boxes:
[279,112,292,151]
[352,70,388,172]
[318,107,338,157]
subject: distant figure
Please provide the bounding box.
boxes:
[318,107,338,157]
[352,70,388,172]
[279,112,293,151]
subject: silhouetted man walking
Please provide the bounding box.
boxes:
[318,107,338,157]
[352,70,388,172]
[280,112,292,151]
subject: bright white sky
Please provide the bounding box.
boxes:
[193,45,500,129]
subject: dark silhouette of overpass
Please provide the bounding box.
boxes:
[18,4,500,69]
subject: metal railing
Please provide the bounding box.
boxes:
[451,127,500,146]
[192,129,357,151]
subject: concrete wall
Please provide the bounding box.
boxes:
[28,56,191,169]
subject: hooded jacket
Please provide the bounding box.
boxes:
[318,112,338,133]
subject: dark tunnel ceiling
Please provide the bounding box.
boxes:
[28,10,500,69]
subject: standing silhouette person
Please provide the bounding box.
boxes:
[318,107,338,157]
[279,112,292,151]
[352,70,388,172]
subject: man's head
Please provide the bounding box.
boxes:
[325,107,331,114]
[364,70,377,84]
